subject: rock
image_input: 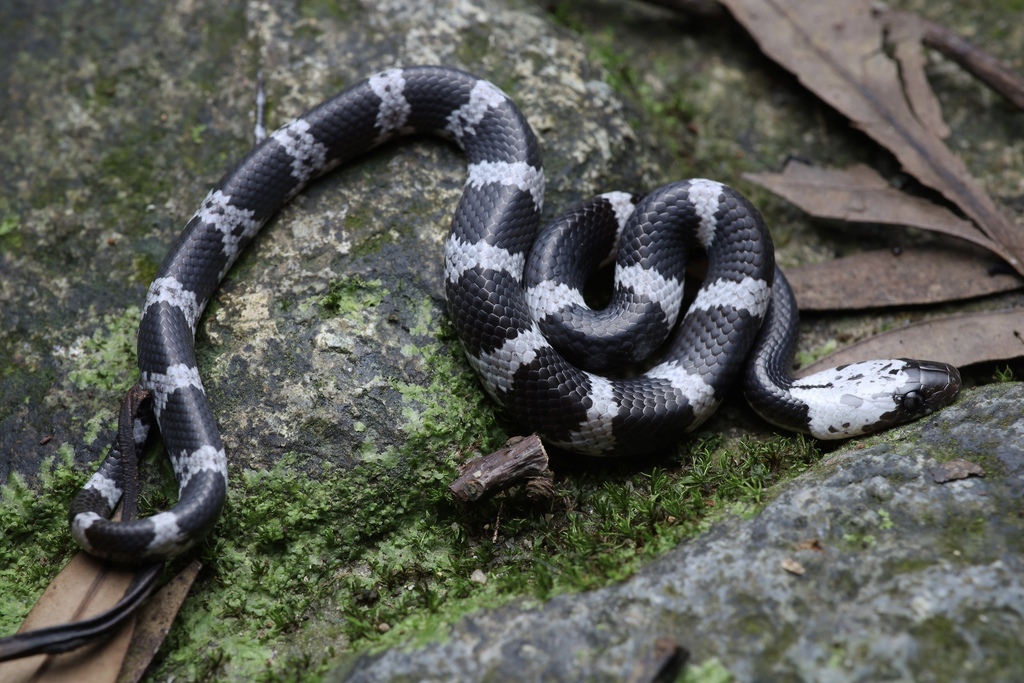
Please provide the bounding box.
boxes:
[335,383,1024,681]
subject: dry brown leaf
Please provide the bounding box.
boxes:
[643,2,1024,111]
[794,538,825,552]
[745,161,1016,265]
[781,557,806,575]
[786,246,1023,311]
[0,556,196,682]
[117,561,201,683]
[719,0,1024,275]
[930,459,985,483]
[885,9,1024,112]
[886,12,950,140]
[0,553,137,683]
[795,309,1024,377]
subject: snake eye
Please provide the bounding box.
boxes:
[900,390,924,412]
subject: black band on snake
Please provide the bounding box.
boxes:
[68,66,961,564]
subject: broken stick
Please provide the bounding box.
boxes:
[449,434,555,503]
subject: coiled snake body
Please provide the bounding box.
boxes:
[69,67,961,564]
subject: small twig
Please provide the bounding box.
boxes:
[449,434,555,503]
[118,385,151,524]
[916,15,1024,112]
[874,8,1024,113]
[492,502,502,544]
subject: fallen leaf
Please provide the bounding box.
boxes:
[884,9,1024,112]
[720,0,1024,275]
[781,557,806,575]
[886,12,950,140]
[795,309,1024,377]
[785,246,1023,311]
[930,459,985,483]
[745,161,1015,265]
[0,553,137,683]
[116,561,201,683]
[794,538,825,553]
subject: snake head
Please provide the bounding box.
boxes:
[792,358,961,439]
[885,358,962,423]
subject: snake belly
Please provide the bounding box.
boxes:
[68,66,960,564]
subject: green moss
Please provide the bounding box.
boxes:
[190,123,207,145]
[937,515,997,564]
[27,176,71,212]
[342,203,372,234]
[909,615,971,676]
[994,365,1016,382]
[0,445,88,635]
[133,252,161,285]
[0,350,820,682]
[82,408,117,446]
[66,306,140,393]
[0,211,20,252]
[89,70,120,110]
[839,507,904,549]
[320,276,386,318]
[882,556,936,577]
[187,5,250,95]
[842,532,877,548]
[796,339,837,369]
[0,213,17,237]
[147,443,465,677]
[878,508,894,530]
[297,0,357,22]
[548,0,586,33]
[683,657,735,682]
[455,24,495,67]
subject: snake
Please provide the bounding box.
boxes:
[67,66,962,564]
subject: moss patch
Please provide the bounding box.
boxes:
[0,204,21,252]
[682,657,735,683]
[0,446,89,632]
[140,419,821,679]
[320,277,386,318]
[65,306,141,393]
[0,382,825,682]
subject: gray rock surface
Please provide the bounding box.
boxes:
[336,382,1024,681]
[0,0,649,482]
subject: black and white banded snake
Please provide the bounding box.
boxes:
[67,66,961,564]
